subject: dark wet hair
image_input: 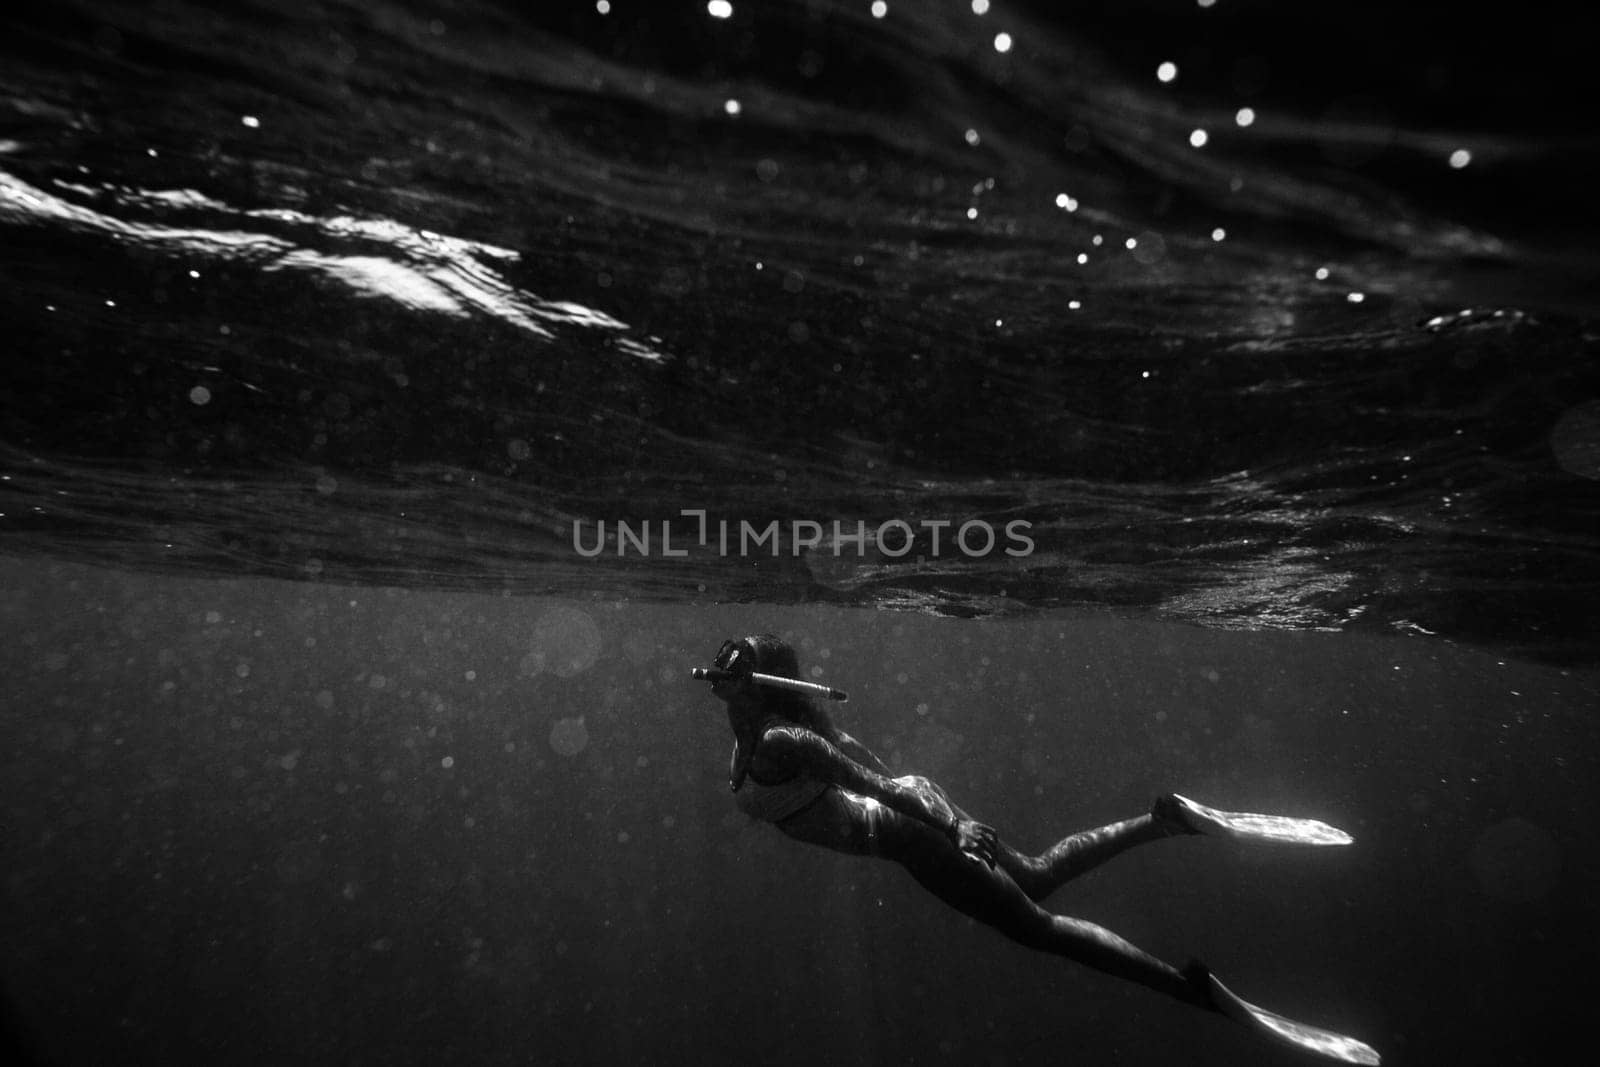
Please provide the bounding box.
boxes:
[740,633,844,744]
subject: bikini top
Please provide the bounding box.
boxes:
[729,728,831,823]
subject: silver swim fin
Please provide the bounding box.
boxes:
[1166,793,1355,846]
[1201,967,1380,1064]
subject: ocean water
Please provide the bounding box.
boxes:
[2,1,1597,1064]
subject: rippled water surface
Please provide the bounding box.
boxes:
[3,0,1597,661]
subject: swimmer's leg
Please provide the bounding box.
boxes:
[784,796,1379,1064]
[867,777,1349,902]
[1003,811,1178,901]
[878,777,1186,902]
[894,812,1380,1064]
[788,793,1207,1005]
[1005,794,1356,901]
[876,804,1209,1011]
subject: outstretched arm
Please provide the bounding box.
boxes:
[761,726,998,866]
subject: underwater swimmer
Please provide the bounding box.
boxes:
[695,634,1379,1065]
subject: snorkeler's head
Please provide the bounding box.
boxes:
[708,634,799,679]
[706,634,802,705]
[702,634,844,735]
[740,633,802,678]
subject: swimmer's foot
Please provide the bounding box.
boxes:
[1153,793,1355,846]
[1189,961,1381,1064]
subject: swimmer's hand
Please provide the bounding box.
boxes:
[954,819,999,868]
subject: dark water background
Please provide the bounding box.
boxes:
[2,1,1598,1064]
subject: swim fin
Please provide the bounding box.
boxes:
[1165,793,1355,846]
[1199,966,1380,1065]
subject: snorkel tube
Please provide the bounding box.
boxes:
[690,666,849,703]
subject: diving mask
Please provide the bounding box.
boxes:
[691,639,849,702]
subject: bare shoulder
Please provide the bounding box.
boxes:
[759,727,891,796]
[758,723,823,757]
[757,724,844,773]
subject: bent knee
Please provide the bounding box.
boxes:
[894,775,952,806]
